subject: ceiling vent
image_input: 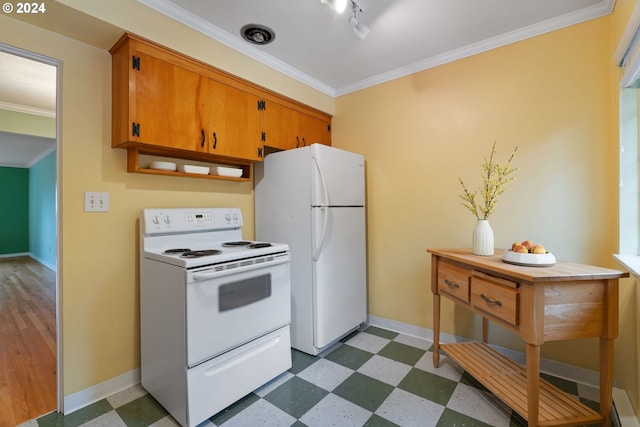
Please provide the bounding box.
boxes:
[241,24,275,45]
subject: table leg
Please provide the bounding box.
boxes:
[482,318,489,343]
[433,293,440,368]
[526,343,540,427]
[600,337,614,427]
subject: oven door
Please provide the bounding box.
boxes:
[185,252,290,367]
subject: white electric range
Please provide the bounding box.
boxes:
[139,207,291,427]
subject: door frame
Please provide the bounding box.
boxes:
[0,43,63,413]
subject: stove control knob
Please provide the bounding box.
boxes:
[152,216,160,225]
[233,213,239,221]
[225,213,231,222]
[163,216,171,224]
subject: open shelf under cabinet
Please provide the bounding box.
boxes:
[440,342,603,427]
[126,147,252,182]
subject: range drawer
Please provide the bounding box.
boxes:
[438,260,472,303]
[470,274,519,326]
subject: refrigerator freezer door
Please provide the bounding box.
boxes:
[312,206,367,349]
[311,144,365,207]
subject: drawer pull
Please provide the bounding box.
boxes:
[445,279,460,289]
[480,294,502,307]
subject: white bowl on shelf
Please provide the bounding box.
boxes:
[211,166,243,178]
[149,161,176,171]
[501,250,556,267]
[178,165,210,175]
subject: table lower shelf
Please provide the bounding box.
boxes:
[440,342,603,427]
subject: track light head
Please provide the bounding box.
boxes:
[350,18,370,40]
[348,0,369,40]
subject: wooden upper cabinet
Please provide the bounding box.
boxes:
[262,100,332,150]
[110,32,332,176]
[299,112,332,146]
[202,80,263,161]
[262,101,301,150]
[111,33,263,163]
[132,52,205,151]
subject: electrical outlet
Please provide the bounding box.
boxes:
[84,192,109,212]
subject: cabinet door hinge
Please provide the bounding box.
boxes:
[132,55,140,71]
[258,147,263,158]
[261,132,266,142]
[257,100,266,111]
[327,124,331,132]
[131,122,140,137]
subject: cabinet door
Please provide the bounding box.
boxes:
[299,113,331,146]
[205,80,263,161]
[262,101,301,150]
[134,51,205,151]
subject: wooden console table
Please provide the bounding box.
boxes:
[428,248,629,427]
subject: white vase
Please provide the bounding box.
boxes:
[472,219,494,256]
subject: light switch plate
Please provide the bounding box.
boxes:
[84,192,109,212]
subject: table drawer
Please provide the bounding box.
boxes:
[438,261,471,303]
[471,275,519,326]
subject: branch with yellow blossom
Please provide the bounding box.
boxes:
[458,142,518,220]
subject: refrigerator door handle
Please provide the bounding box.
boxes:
[312,206,329,261]
[312,154,330,206]
[312,154,330,261]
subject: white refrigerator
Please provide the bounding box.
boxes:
[255,144,367,355]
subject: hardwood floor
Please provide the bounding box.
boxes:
[0,256,56,426]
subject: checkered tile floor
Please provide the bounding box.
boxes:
[22,326,604,427]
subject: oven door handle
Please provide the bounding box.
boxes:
[191,256,289,281]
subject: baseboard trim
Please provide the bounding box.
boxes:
[63,368,140,414]
[28,253,56,272]
[614,387,640,427]
[0,252,29,259]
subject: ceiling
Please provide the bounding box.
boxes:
[0,51,56,168]
[0,0,614,166]
[139,0,613,96]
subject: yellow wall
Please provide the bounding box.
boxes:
[2,0,638,420]
[335,14,616,370]
[335,2,639,416]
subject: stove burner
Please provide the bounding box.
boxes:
[222,241,253,247]
[180,250,223,258]
[249,242,272,249]
[164,248,192,254]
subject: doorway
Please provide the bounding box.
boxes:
[0,45,61,425]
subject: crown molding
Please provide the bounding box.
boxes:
[0,101,56,118]
[336,1,614,95]
[137,0,613,98]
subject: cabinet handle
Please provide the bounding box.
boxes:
[212,132,217,150]
[200,129,205,148]
[296,136,300,148]
[480,294,502,307]
[302,137,307,146]
[444,279,459,289]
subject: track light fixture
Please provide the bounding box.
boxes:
[320,0,370,40]
[348,1,369,40]
[348,0,369,40]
